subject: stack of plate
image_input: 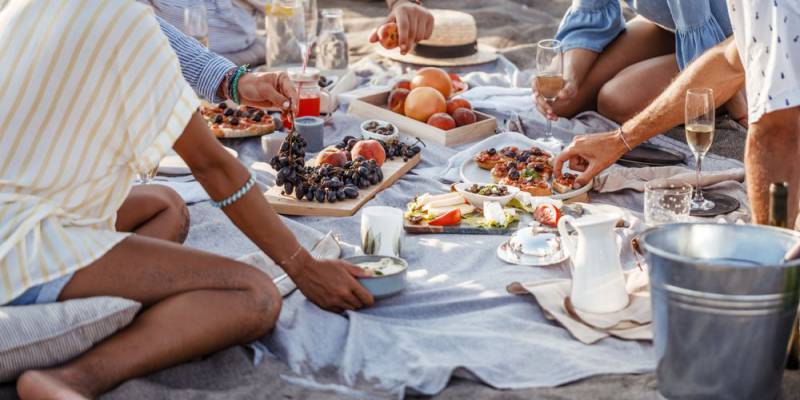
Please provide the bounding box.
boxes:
[617,143,685,168]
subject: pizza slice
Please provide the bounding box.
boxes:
[552,172,577,194]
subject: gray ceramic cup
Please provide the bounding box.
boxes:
[294,116,325,152]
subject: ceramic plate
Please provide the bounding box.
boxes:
[459,158,592,201]
[159,147,238,176]
[496,240,567,267]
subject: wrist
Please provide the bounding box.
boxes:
[218,67,237,101]
[279,245,313,277]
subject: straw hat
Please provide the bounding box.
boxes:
[377,9,497,67]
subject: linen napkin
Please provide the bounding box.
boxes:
[593,164,744,193]
[507,268,652,344]
[236,231,341,297]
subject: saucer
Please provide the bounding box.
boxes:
[496,236,567,267]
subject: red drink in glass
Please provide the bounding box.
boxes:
[297,95,321,117]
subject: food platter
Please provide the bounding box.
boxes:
[459,135,592,200]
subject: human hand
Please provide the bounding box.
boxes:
[237,71,297,110]
[553,131,628,187]
[369,1,434,55]
[532,78,577,121]
[290,256,375,313]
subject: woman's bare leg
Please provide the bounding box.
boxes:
[596,54,680,123]
[115,185,190,243]
[16,235,281,399]
[552,16,676,118]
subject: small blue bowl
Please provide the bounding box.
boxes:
[346,255,408,299]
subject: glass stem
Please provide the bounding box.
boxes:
[545,99,553,138]
[694,154,704,202]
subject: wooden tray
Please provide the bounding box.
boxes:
[264,153,421,217]
[403,219,519,235]
[348,90,497,147]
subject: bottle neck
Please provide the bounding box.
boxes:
[769,182,789,228]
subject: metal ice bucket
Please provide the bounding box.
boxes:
[639,223,800,400]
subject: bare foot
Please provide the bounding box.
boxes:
[17,370,90,400]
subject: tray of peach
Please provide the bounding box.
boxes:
[348,67,496,147]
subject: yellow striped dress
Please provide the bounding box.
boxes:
[0,0,200,303]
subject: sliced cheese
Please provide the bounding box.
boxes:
[428,204,475,218]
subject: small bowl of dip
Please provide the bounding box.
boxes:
[345,255,408,299]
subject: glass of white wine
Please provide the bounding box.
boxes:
[685,88,715,211]
[183,0,209,47]
[535,39,564,147]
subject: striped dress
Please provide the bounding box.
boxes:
[0,0,200,303]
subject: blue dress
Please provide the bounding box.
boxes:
[555,0,732,70]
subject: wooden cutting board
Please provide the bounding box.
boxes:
[403,218,519,235]
[264,153,421,217]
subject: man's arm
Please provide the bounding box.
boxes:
[745,107,800,225]
[155,15,235,102]
[555,37,746,186]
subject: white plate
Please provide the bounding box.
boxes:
[158,147,238,175]
[459,141,593,200]
[496,239,567,267]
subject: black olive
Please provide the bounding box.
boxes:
[218,102,228,110]
[235,109,245,117]
[224,108,235,116]
[488,148,496,155]
[213,114,223,124]
[252,111,264,122]
[229,117,239,125]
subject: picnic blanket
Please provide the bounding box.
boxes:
[98,56,747,398]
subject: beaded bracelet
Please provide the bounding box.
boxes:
[228,64,250,105]
[211,171,257,208]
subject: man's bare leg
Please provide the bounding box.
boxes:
[115,185,190,243]
[16,235,281,399]
[745,107,800,225]
[551,16,676,118]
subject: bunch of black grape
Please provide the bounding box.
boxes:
[334,136,422,162]
[270,132,384,203]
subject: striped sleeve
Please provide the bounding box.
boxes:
[112,7,201,174]
[156,15,235,102]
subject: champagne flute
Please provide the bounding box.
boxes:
[291,0,318,71]
[685,88,716,211]
[183,0,209,47]
[535,39,564,147]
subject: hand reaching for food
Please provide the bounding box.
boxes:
[236,71,298,110]
[291,257,375,313]
[553,131,628,188]
[370,1,434,55]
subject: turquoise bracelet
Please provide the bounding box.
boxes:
[230,64,249,105]
[211,171,257,209]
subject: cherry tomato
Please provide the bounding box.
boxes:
[429,208,462,226]
[533,204,561,227]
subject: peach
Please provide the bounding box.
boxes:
[404,87,447,122]
[446,98,472,115]
[448,73,462,83]
[377,22,399,50]
[351,140,387,167]
[387,88,409,115]
[393,79,412,91]
[315,147,348,168]
[427,112,456,130]
[411,67,452,98]
[452,108,477,127]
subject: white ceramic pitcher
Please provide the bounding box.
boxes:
[557,212,629,314]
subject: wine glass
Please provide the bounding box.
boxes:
[535,39,564,147]
[183,0,209,47]
[137,162,159,185]
[685,88,716,211]
[291,0,318,71]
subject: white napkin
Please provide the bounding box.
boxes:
[593,165,745,193]
[508,268,652,344]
